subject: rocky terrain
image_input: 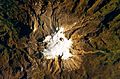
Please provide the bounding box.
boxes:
[0,0,120,79]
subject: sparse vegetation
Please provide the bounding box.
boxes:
[0,0,120,79]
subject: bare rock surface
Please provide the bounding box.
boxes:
[0,0,120,79]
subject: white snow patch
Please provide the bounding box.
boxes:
[42,27,73,60]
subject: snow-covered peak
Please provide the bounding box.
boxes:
[42,27,73,60]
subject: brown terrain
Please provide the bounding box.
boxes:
[0,0,120,79]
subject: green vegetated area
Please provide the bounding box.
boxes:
[0,0,33,78]
[0,0,120,79]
